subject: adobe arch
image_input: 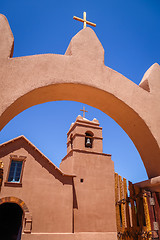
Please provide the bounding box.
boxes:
[0,196,32,233]
[0,14,160,179]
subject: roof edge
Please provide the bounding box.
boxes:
[0,135,75,178]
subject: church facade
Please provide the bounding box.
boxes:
[0,115,117,240]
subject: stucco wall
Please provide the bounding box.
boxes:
[0,139,73,234]
[60,150,116,233]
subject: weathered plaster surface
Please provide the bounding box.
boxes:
[0,14,160,178]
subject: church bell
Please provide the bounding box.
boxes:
[86,137,91,147]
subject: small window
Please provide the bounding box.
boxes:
[8,160,23,183]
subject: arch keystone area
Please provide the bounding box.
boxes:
[0,15,160,179]
[65,27,104,63]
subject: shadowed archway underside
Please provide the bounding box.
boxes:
[0,14,160,179]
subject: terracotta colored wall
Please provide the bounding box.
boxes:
[21,232,117,240]
[0,139,73,233]
[60,151,116,233]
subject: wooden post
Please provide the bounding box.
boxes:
[129,181,138,239]
[115,173,121,234]
[152,192,160,238]
[134,185,144,240]
[146,191,158,239]
[123,178,131,239]
[119,175,126,234]
[142,190,152,240]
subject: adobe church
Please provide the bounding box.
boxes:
[0,115,117,240]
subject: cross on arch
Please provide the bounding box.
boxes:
[80,107,88,118]
[73,12,96,29]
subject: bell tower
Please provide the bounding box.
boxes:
[67,115,103,154]
[60,115,116,235]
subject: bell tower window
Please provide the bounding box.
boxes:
[85,132,93,148]
[70,135,73,149]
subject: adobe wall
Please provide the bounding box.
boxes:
[0,14,160,179]
[60,150,116,233]
[21,232,117,240]
[0,139,73,234]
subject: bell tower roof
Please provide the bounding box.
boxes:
[68,115,100,134]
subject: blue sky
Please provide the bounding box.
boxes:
[0,0,160,183]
